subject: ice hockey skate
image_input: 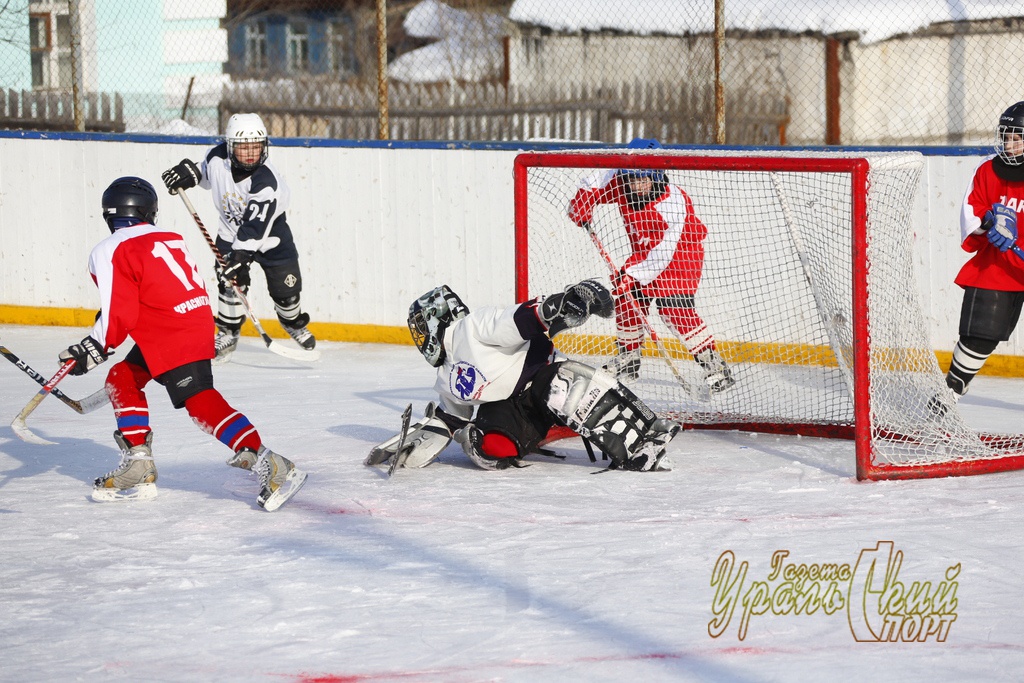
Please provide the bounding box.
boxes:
[253,446,307,511]
[619,418,680,472]
[695,350,735,393]
[92,430,158,502]
[602,348,641,381]
[281,312,316,350]
[213,325,240,365]
[927,384,965,419]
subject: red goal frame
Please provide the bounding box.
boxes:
[513,151,1024,481]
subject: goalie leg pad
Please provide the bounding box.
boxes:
[365,402,453,468]
[542,360,678,470]
[543,360,621,433]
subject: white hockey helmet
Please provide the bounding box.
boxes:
[408,285,469,367]
[225,112,268,172]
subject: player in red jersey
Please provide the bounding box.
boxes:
[58,177,306,510]
[934,101,1024,413]
[568,139,733,393]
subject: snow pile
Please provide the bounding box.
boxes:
[509,0,1024,44]
[390,0,509,82]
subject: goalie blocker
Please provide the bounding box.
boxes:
[365,402,454,470]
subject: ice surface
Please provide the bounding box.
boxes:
[1,324,1023,682]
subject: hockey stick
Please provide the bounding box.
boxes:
[387,404,414,477]
[11,358,77,445]
[585,226,698,396]
[1,343,109,414]
[174,189,320,362]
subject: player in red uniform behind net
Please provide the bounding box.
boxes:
[568,138,734,393]
[57,176,306,510]
[932,101,1024,415]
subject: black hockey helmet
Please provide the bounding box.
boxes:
[101,176,158,232]
[996,101,1024,166]
[408,285,469,367]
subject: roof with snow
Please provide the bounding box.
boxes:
[508,0,1024,44]
[389,0,508,82]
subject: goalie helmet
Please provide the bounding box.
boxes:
[408,285,469,367]
[101,176,158,233]
[225,112,269,173]
[995,101,1024,166]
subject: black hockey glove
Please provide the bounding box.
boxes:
[220,250,255,288]
[58,336,108,376]
[161,159,201,193]
[541,279,614,337]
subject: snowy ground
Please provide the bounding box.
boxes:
[2,323,1023,683]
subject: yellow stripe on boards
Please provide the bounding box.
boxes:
[5,305,1024,378]
[0,304,415,347]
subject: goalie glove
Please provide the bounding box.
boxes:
[540,279,614,337]
[58,336,108,376]
[161,159,201,193]
[984,203,1018,252]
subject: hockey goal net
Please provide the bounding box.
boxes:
[514,150,1024,480]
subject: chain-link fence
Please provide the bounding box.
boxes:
[1,0,1021,145]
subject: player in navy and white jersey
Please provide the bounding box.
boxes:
[58,176,306,510]
[161,112,315,362]
[391,281,680,472]
[933,101,1024,414]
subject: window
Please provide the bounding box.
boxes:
[29,14,50,88]
[286,21,309,73]
[244,20,267,71]
[29,11,73,90]
[330,20,357,77]
[55,14,72,89]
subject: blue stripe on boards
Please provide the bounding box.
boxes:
[0,129,992,157]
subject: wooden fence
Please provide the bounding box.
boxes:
[0,89,125,133]
[222,80,789,145]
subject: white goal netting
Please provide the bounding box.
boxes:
[516,150,1024,479]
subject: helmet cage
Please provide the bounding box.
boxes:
[407,285,469,367]
[995,102,1024,166]
[226,113,269,172]
[616,169,669,210]
[996,124,1024,166]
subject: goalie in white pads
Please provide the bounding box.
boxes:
[384,280,681,472]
